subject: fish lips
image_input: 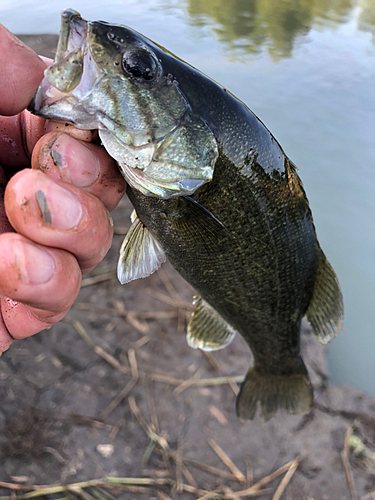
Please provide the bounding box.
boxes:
[29,10,87,117]
[29,12,104,124]
[55,9,88,61]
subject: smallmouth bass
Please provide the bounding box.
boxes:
[30,10,344,420]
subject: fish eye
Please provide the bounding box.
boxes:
[121,50,157,81]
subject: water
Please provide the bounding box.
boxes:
[1,0,374,395]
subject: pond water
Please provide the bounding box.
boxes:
[1,0,375,396]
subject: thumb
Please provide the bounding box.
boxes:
[0,24,46,116]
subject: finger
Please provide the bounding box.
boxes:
[0,232,81,339]
[0,110,46,168]
[0,25,46,116]
[5,169,114,273]
[0,310,13,355]
[32,132,126,211]
[0,54,52,168]
[0,167,14,234]
[0,299,51,348]
[0,299,68,348]
[0,114,98,170]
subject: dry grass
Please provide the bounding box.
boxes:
[0,454,302,500]
[1,266,365,500]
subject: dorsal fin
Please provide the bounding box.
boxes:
[117,211,166,285]
[305,244,344,344]
[187,295,236,351]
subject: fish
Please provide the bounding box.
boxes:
[29,9,344,421]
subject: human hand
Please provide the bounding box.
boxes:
[0,25,126,355]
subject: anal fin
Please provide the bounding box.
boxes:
[117,210,166,285]
[187,295,236,351]
[305,244,344,344]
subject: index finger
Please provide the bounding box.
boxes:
[0,24,47,116]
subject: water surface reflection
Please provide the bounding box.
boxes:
[181,0,373,58]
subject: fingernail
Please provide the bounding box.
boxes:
[13,240,55,285]
[51,134,100,187]
[35,178,82,230]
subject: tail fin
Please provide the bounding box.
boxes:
[236,364,313,421]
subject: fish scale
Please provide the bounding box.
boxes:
[30,9,344,421]
[128,153,315,364]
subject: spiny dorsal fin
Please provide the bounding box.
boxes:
[187,295,236,351]
[117,211,166,285]
[305,244,344,344]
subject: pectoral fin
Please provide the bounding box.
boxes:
[117,210,166,285]
[166,196,230,256]
[187,295,236,351]
[305,244,344,344]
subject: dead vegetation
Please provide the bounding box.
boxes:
[0,260,302,499]
[1,203,374,500]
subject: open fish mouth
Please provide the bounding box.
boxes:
[30,9,218,199]
[31,10,92,117]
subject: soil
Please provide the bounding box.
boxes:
[0,35,374,500]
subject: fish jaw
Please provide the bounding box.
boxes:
[29,10,103,128]
[29,10,218,199]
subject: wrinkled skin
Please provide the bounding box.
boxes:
[0,24,126,355]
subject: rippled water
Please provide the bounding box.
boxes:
[1,0,375,395]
